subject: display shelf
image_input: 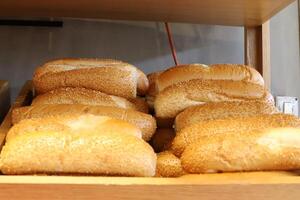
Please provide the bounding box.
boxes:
[0,81,300,200]
[0,81,10,123]
[0,0,295,26]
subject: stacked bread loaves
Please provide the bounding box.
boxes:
[0,58,157,176]
[151,64,300,177]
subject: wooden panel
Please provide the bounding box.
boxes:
[0,0,295,26]
[0,81,10,123]
[244,21,271,88]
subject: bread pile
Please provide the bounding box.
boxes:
[151,64,300,177]
[0,58,157,176]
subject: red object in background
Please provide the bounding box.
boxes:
[164,22,179,65]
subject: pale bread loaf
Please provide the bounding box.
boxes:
[12,104,156,141]
[0,114,156,176]
[181,128,300,173]
[150,129,175,153]
[171,114,300,157]
[33,58,149,98]
[154,79,270,118]
[156,151,185,177]
[32,87,137,110]
[175,101,278,132]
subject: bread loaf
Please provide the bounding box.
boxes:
[0,114,156,176]
[32,87,137,110]
[33,58,149,98]
[156,151,185,177]
[175,101,278,131]
[12,104,156,141]
[150,129,175,152]
[171,114,300,156]
[128,97,149,113]
[181,128,300,173]
[157,64,264,93]
[154,79,270,118]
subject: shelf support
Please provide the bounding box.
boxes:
[244,21,271,89]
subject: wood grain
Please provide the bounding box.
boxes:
[0,0,295,26]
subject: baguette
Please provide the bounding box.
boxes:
[32,87,137,110]
[175,101,278,131]
[154,79,270,118]
[128,97,149,113]
[150,129,175,153]
[157,64,264,94]
[171,114,300,157]
[0,114,156,176]
[181,128,300,173]
[12,104,156,141]
[44,58,149,96]
[156,151,185,177]
[33,58,149,98]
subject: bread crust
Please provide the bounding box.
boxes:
[175,101,278,131]
[154,79,269,118]
[150,129,175,153]
[0,114,156,176]
[12,104,156,141]
[181,128,300,173]
[171,114,300,157]
[33,58,149,98]
[156,151,185,177]
[32,87,137,110]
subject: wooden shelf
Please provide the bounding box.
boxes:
[0,0,295,26]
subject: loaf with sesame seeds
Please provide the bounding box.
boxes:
[156,151,185,177]
[181,128,300,173]
[33,58,149,98]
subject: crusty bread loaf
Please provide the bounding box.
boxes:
[181,128,300,173]
[12,104,156,141]
[147,71,162,97]
[0,114,156,176]
[32,87,137,110]
[175,101,278,132]
[150,129,175,153]
[171,114,300,157]
[157,64,264,93]
[156,151,185,177]
[128,97,149,113]
[154,79,270,118]
[33,58,149,98]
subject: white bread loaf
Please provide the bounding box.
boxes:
[154,79,271,118]
[32,87,138,110]
[150,128,175,153]
[171,114,300,157]
[175,101,278,132]
[181,128,300,173]
[12,104,156,141]
[33,58,149,98]
[0,114,156,176]
[154,64,264,95]
[156,151,185,177]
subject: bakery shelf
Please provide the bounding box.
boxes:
[0,0,295,26]
[0,81,300,200]
[0,81,10,123]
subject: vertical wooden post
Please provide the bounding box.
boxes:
[244,21,271,89]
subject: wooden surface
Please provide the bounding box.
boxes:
[244,21,271,88]
[1,82,300,200]
[0,81,10,123]
[0,0,295,26]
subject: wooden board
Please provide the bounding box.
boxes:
[0,81,10,123]
[1,81,300,200]
[0,0,295,26]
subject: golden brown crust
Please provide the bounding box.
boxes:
[12,104,157,141]
[0,114,156,176]
[154,79,268,118]
[157,64,264,93]
[150,129,175,153]
[32,87,137,110]
[175,101,278,132]
[128,97,149,113]
[33,58,149,98]
[156,151,185,177]
[171,114,300,157]
[181,128,300,173]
